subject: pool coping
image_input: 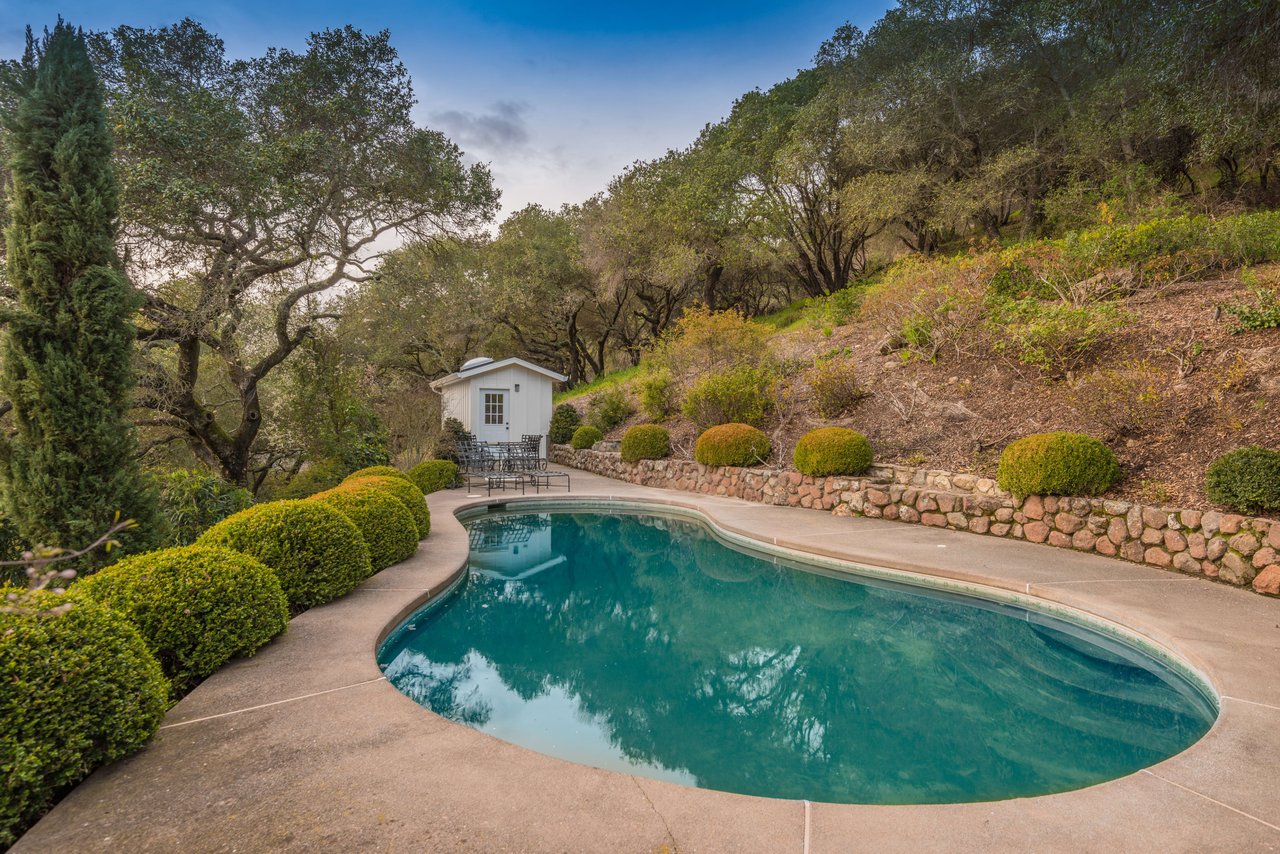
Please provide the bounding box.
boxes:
[13,468,1280,853]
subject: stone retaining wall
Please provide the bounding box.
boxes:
[550,445,1280,596]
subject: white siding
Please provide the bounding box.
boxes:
[442,362,558,454]
[440,383,468,428]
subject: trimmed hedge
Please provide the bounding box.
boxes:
[1,591,169,846]
[310,484,418,570]
[571,425,603,450]
[344,475,430,539]
[1205,446,1280,514]
[620,424,671,463]
[793,427,873,476]
[694,423,771,467]
[77,545,289,696]
[346,465,411,483]
[198,500,372,610]
[408,459,458,494]
[549,403,581,444]
[997,432,1121,497]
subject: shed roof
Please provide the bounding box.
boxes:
[428,356,568,391]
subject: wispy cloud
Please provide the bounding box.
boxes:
[430,100,531,154]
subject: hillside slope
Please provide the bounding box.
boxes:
[568,264,1279,514]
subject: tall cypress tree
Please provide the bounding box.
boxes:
[0,22,161,570]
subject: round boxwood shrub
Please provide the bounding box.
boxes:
[344,475,430,539]
[309,484,418,570]
[793,427,873,477]
[1205,446,1280,514]
[694,423,772,467]
[346,465,411,483]
[571,425,603,450]
[549,403,582,444]
[997,432,1121,497]
[198,500,372,610]
[620,424,671,463]
[77,545,289,696]
[0,590,169,846]
[408,459,459,494]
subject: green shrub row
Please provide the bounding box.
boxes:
[0,461,444,846]
[77,546,290,697]
[343,474,431,540]
[612,420,1276,518]
[198,501,371,611]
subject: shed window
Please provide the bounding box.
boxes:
[483,392,504,425]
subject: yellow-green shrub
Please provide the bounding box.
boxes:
[571,425,603,450]
[309,484,418,570]
[620,424,671,462]
[77,545,289,696]
[648,305,773,379]
[682,364,776,429]
[997,432,1121,497]
[586,388,634,432]
[346,465,411,483]
[408,459,459,494]
[861,254,993,362]
[344,475,430,539]
[638,369,677,420]
[988,298,1126,377]
[198,500,371,610]
[793,427,873,476]
[1069,360,1170,435]
[694,423,771,467]
[805,355,863,418]
[1,591,169,846]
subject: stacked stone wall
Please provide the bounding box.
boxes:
[549,445,1280,596]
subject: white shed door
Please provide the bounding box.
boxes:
[478,388,509,443]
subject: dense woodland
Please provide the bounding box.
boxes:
[1,0,1278,503]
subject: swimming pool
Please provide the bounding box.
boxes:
[378,507,1216,804]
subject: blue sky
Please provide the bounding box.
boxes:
[0,1,892,217]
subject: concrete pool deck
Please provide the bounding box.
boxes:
[13,467,1280,853]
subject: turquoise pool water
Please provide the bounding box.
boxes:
[378,508,1216,804]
